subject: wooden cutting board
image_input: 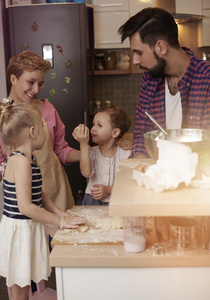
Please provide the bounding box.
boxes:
[51,206,123,247]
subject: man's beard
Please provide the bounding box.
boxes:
[140,51,166,79]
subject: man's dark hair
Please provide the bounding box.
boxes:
[118,7,180,49]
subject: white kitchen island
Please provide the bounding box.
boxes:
[50,159,210,300]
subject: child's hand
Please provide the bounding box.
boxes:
[62,214,86,229]
[72,124,89,145]
[91,184,112,200]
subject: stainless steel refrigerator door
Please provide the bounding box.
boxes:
[8,4,93,200]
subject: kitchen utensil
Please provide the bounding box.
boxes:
[152,242,168,255]
[145,111,168,136]
[201,216,210,250]
[170,217,197,251]
[123,217,146,253]
[143,129,210,168]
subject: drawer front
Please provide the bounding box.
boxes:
[93,0,129,12]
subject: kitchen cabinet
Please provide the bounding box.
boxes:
[93,9,130,49]
[203,0,210,9]
[93,0,129,12]
[93,0,130,49]
[130,0,155,18]
[50,245,210,300]
[198,0,210,47]
[198,9,210,47]
[93,0,155,49]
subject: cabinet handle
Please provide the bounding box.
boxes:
[98,3,123,7]
[100,41,121,44]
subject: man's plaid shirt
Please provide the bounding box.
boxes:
[132,48,210,157]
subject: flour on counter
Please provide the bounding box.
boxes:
[52,206,123,246]
[67,206,123,230]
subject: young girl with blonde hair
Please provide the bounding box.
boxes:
[1,50,81,235]
[0,102,85,300]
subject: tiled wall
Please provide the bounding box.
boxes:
[89,73,143,133]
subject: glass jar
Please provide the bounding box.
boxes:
[104,51,116,70]
[105,100,111,109]
[94,100,101,114]
[95,53,104,70]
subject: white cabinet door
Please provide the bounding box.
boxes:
[93,0,129,12]
[198,9,210,47]
[202,0,210,9]
[94,11,130,49]
[176,0,202,15]
[130,0,155,17]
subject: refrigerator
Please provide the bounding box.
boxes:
[8,3,94,202]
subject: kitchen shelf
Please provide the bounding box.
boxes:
[109,158,210,217]
[93,69,130,75]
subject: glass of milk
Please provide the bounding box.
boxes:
[123,217,146,253]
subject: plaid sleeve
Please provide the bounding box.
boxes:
[132,73,158,157]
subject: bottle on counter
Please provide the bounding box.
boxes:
[94,100,101,114]
[104,51,116,70]
[95,53,105,70]
[105,100,112,109]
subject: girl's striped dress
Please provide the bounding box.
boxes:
[0,151,51,287]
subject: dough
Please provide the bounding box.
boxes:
[64,224,89,233]
[135,164,148,173]
[67,207,123,230]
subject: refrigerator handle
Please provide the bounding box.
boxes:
[84,110,87,126]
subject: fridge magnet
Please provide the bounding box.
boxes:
[21,43,29,52]
[65,60,72,68]
[51,73,57,80]
[50,88,56,96]
[56,44,63,55]
[31,22,39,32]
[62,88,68,95]
[64,76,70,84]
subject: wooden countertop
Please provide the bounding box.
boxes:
[109,159,210,217]
[50,159,210,269]
[50,244,210,268]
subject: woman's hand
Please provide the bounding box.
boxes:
[91,184,112,200]
[72,124,89,145]
[61,214,86,229]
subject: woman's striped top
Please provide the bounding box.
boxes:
[3,151,43,220]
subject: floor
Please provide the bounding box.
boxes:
[0,268,57,300]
